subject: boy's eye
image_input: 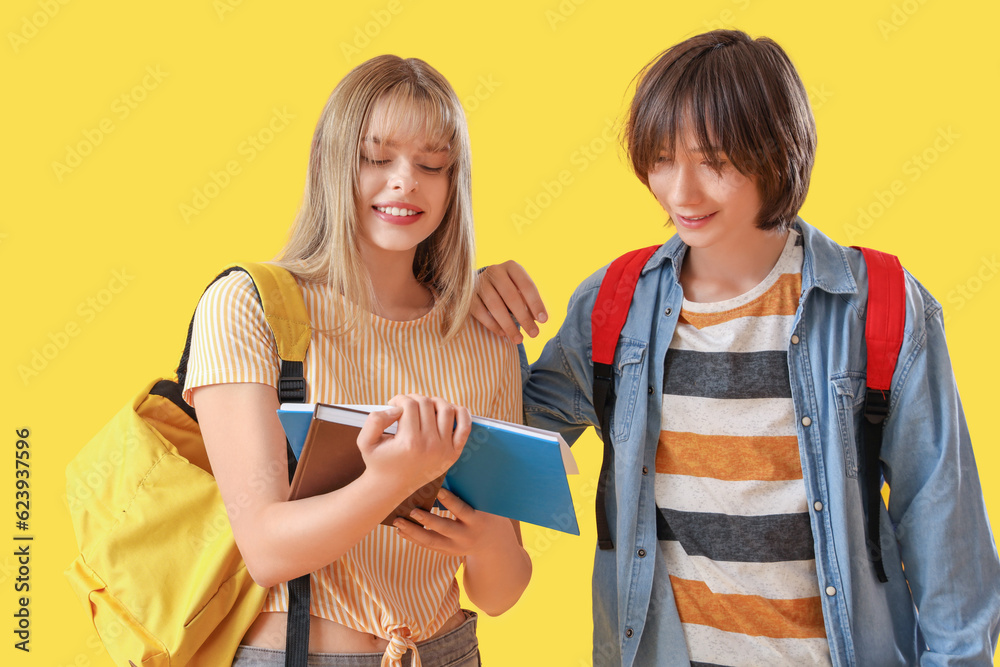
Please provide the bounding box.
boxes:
[361,155,389,166]
[419,165,445,174]
[702,157,729,173]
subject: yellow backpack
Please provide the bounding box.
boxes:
[65,263,311,667]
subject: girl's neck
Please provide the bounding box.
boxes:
[680,228,789,303]
[359,243,435,321]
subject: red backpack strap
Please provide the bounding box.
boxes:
[852,246,906,583]
[591,244,660,550]
[856,247,906,392]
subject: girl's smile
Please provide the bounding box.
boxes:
[373,200,425,224]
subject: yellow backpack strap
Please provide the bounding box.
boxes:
[175,263,311,403]
[229,262,310,404]
[236,262,311,364]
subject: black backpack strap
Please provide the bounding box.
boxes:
[593,362,616,551]
[853,247,906,583]
[861,389,890,583]
[590,245,660,551]
[280,361,310,667]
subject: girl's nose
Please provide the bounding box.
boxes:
[389,161,418,192]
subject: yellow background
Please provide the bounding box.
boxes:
[3,0,998,665]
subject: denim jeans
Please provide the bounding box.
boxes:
[231,611,480,666]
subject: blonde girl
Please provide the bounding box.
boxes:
[184,55,531,667]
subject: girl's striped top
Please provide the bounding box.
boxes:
[656,230,832,666]
[182,270,521,667]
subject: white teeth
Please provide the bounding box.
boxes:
[377,206,419,216]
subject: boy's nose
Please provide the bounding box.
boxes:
[669,165,702,206]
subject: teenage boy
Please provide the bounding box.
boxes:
[474,29,1000,666]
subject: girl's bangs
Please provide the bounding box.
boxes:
[362,86,461,164]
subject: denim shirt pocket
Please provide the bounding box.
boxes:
[610,338,647,443]
[831,371,866,479]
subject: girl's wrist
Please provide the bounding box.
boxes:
[354,467,420,511]
[466,520,522,561]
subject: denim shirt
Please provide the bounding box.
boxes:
[521,219,1000,666]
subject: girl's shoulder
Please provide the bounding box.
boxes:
[196,270,265,324]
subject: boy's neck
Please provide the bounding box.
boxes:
[680,229,790,303]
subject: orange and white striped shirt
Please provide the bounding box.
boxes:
[656,231,832,665]
[182,270,521,667]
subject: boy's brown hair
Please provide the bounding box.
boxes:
[625,30,816,231]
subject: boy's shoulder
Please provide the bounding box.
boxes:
[796,219,942,352]
[569,237,681,306]
[797,219,943,336]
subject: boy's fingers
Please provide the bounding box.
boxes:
[503,261,548,327]
[476,272,524,342]
[486,268,538,338]
[470,297,506,339]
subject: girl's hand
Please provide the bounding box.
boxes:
[393,487,518,557]
[472,261,547,343]
[356,395,472,496]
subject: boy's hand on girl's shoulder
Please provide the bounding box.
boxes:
[472,261,547,344]
[356,394,471,495]
[394,487,518,557]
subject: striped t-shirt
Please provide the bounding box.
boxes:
[656,231,832,665]
[182,270,521,667]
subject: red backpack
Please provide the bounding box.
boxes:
[591,244,904,583]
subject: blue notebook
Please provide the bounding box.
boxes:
[277,403,580,535]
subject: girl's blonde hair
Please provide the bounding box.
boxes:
[275,55,475,339]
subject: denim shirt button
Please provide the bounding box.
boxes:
[791,334,800,344]
[625,627,634,638]
[637,548,647,558]
[664,307,672,316]
[642,465,649,475]
[648,385,654,395]
[825,586,837,596]
[814,501,824,511]
[802,416,813,427]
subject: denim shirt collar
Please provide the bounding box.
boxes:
[639,217,860,296]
